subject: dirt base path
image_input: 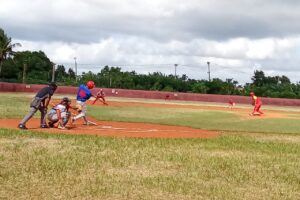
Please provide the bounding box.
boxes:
[0,119,219,139]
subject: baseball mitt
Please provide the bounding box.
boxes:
[74,104,82,112]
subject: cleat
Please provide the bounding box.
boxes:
[48,122,54,128]
[18,124,27,130]
[40,124,49,128]
[57,125,66,130]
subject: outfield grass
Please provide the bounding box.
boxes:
[89,105,300,134]
[0,93,299,199]
[0,129,299,200]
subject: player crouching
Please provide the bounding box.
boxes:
[47,97,73,129]
[249,92,264,116]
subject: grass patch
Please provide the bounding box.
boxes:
[89,106,300,134]
[0,95,31,118]
[0,129,299,199]
[1,92,300,199]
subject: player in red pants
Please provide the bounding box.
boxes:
[250,92,264,116]
[228,98,235,109]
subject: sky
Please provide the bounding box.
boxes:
[1,0,300,84]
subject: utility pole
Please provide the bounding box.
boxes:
[74,57,77,81]
[207,61,211,82]
[174,64,178,79]
[22,63,27,84]
[51,64,55,82]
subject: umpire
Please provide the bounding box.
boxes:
[18,82,57,129]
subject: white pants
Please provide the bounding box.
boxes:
[47,110,70,126]
[73,101,87,121]
[48,112,68,121]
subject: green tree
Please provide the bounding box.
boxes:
[11,51,53,83]
[251,70,266,87]
[0,28,21,77]
[55,65,67,81]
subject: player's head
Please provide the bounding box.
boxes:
[86,81,95,89]
[61,97,71,105]
[49,82,57,90]
[250,91,255,96]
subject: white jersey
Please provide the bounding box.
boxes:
[53,104,67,112]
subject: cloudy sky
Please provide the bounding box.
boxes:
[1,0,300,84]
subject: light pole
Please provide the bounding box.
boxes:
[22,62,27,84]
[207,61,211,82]
[74,57,77,81]
[51,64,55,82]
[174,64,178,79]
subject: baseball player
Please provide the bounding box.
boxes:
[47,97,73,129]
[72,81,96,125]
[92,89,108,105]
[228,98,236,109]
[250,92,264,116]
[18,82,57,129]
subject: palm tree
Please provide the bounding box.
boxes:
[0,28,21,77]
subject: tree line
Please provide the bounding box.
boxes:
[1,27,300,98]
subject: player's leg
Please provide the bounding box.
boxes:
[257,104,264,115]
[252,104,263,116]
[47,110,59,127]
[73,101,87,124]
[39,106,48,128]
[61,111,71,126]
[18,107,38,129]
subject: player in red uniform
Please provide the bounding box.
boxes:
[250,92,264,116]
[228,98,235,109]
[92,89,108,105]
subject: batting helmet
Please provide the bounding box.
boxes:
[86,81,95,89]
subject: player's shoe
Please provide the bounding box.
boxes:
[48,122,54,128]
[40,124,49,128]
[18,124,27,130]
[57,124,66,130]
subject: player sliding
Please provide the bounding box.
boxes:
[72,81,97,125]
[249,92,264,116]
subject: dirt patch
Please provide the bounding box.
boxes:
[0,119,218,139]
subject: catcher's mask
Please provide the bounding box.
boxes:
[61,97,71,105]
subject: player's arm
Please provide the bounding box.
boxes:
[253,96,258,106]
[56,109,63,126]
[42,96,51,110]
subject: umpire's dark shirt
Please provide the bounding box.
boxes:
[35,86,55,100]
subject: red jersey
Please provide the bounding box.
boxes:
[252,95,262,105]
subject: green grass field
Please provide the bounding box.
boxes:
[0,93,299,199]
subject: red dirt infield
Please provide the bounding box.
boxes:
[0,118,219,139]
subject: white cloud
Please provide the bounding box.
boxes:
[2,0,300,84]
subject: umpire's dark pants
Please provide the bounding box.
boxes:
[20,105,47,126]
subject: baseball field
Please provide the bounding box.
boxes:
[0,92,299,199]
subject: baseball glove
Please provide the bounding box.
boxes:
[74,104,82,112]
